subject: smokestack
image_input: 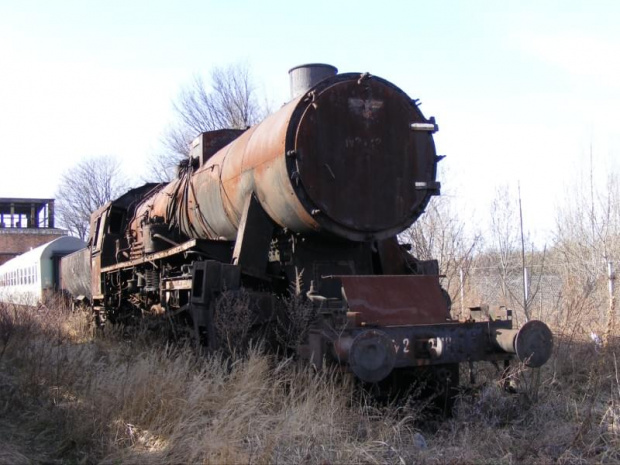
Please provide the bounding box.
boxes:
[288,63,338,99]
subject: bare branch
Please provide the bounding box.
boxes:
[402,195,481,307]
[55,156,129,240]
[148,62,269,182]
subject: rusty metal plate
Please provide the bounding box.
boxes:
[294,77,437,236]
[339,275,449,326]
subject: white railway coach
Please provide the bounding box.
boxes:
[0,236,85,305]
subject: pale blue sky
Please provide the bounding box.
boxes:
[1,0,619,244]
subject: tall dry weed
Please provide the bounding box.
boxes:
[2,298,620,464]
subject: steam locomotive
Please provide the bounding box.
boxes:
[79,64,553,390]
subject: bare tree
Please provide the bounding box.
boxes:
[55,156,129,240]
[483,184,548,322]
[555,170,620,279]
[553,167,620,334]
[489,185,521,303]
[402,194,481,314]
[149,62,269,182]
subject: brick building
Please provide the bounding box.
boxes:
[0,198,68,266]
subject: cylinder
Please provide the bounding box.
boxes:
[289,63,338,99]
[132,72,439,243]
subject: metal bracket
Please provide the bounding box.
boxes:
[411,116,439,133]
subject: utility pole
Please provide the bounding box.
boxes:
[459,267,465,317]
[605,261,616,347]
[518,183,529,321]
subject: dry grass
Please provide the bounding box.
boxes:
[1,298,619,465]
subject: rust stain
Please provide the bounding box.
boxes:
[339,275,449,325]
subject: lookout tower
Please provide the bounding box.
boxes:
[0,198,67,265]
